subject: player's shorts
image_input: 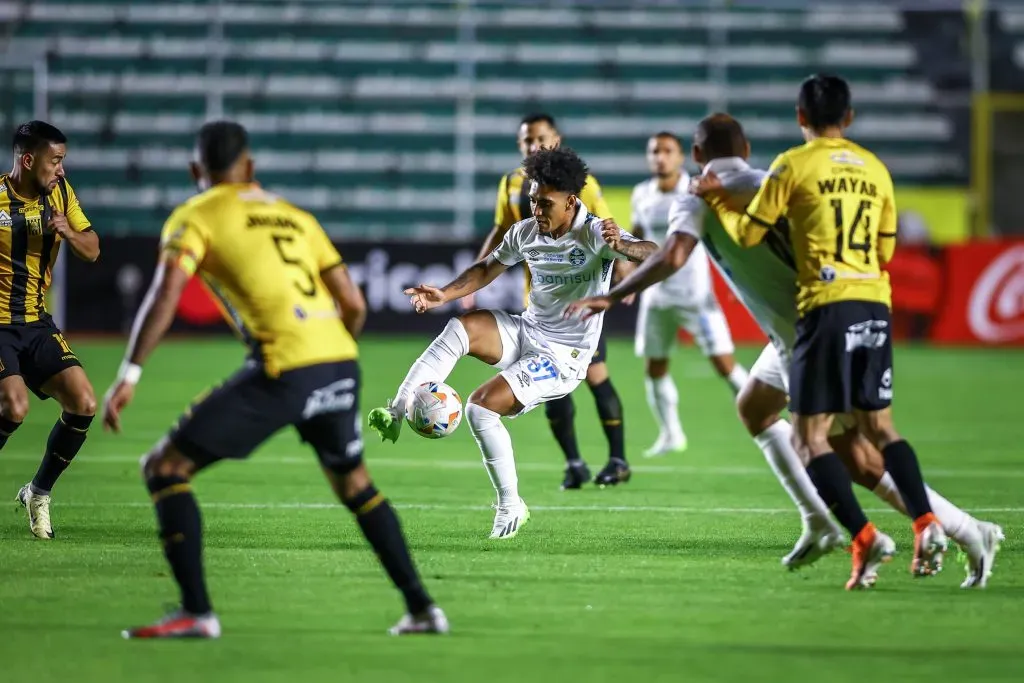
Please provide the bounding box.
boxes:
[750,342,857,437]
[490,310,588,417]
[0,320,82,400]
[789,300,893,416]
[171,359,363,473]
[634,290,735,359]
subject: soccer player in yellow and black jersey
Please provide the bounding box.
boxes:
[694,75,947,590]
[471,113,631,490]
[101,121,446,639]
[1,121,101,540]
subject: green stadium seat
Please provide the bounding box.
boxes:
[3,1,959,237]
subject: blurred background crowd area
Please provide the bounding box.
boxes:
[1,0,1022,346]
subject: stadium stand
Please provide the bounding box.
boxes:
[0,1,969,238]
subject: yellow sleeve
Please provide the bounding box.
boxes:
[493,174,514,231]
[581,174,613,220]
[877,173,898,266]
[741,153,796,244]
[60,179,92,232]
[702,194,765,248]
[159,207,208,276]
[303,214,344,271]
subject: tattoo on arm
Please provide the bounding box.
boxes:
[615,238,658,262]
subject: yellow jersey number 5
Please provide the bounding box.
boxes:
[271,233,317,297]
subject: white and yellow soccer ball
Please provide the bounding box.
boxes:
[405,381,463,439]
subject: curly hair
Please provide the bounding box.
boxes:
[522,147,589,196]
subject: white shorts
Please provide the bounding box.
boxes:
[748,343,854,434]
[634,290,735,359]
[490,310,587,417]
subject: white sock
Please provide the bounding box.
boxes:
[644,375,684,442]
[871,472,973,542]
[466,403,519,506]
[394,318,469,410]
[753,420,832,527]
[726,364,749,395]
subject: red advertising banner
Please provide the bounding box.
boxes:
[932,241,1024,345]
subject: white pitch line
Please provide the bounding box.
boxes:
[45,501,1024,515]
[8,453,1024,479]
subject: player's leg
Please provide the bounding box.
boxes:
[31,366,96,493]
[546,395,591,491]
[0,362,29,451]
[299,362,447,635]
[851,301,947,577]
[467,374,530,538]
[636,296,687,458]
[686,300,748,394]
[735,361,843,569]
[368,309,505,443]
[833,428,1003,588]
[789,304,894,590]
[588,359,629,488]
[587,338,630,487]
[122,366,290,639]
[855,407,948,577]
[15,328,94,539]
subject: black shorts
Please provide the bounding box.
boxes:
[789,300,894,415]
[0,320,82,400]
[589,333,608,366]
[171,360,363,474]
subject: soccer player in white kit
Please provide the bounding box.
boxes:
[368,148,657,539]
[567,114,1002,586]
[630,132,748,457]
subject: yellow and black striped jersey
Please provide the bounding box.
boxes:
[160,182,357,377]
[0,175,91,324]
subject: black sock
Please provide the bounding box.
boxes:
[882,440,933,519]
[346,486,432,615]
[590,379,625,463]
[544,395,582,464]
[147,475,212,615]
[806,453,870,536]
[31,412,92,494]
[0,416,22,451]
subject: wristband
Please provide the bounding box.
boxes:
[117,361,143,386]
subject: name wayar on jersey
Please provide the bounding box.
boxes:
[816,177,879,198]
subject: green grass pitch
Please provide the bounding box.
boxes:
[0,337,1022,683]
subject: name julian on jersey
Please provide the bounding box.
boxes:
[246,214,302,230]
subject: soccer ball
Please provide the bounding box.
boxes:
[405,381,463,439]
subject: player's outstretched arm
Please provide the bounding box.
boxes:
[321,264,367,338]
[102,256,191,433]
[565,233,699,321]
[406,256,508,314]
[461,223,512,311]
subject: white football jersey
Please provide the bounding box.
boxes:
[491,201,633,350]
[667,157,799,349]
[631,172,713,307]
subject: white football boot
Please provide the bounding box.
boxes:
[958,520,1004,589]
[490,498,530,539]
[388,605,450,636]
[16,484,54,539]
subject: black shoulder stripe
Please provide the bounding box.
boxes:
[877,231,897,238]
[57,177,69,212]
[745,211,775,228]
